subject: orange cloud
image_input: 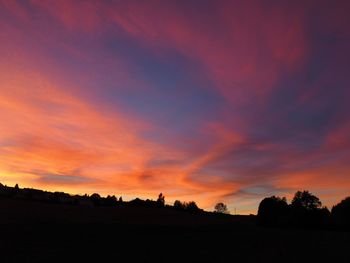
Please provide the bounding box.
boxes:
[0,63,236,208]
[1,0,349,214]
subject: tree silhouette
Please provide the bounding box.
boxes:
[332,197,350,228]
[290,191,329,228]
[257,196,289,226]
[90,193,101,206]
[291,190,321,210]
[12,183,20,196]
[174,200,185,210]
[157,193,165,207]
[214,202,229,214]
[105,195,117,206]
[186,201,199,212]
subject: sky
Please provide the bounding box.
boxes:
[0,0,349,214]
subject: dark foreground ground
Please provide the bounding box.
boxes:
[0,199,349,262]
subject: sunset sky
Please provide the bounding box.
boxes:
[0,0,349,214]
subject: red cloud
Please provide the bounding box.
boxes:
[107,1,307,104]
[13,0,306,105]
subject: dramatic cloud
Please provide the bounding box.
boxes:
[0,0,349,213]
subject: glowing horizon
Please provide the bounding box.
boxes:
[0,0,349,214]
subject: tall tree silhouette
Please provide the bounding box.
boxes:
[291,190,321,210]
[290,190,329,228]
[157,193,165,207]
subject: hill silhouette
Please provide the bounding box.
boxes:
[0,183,240,226]
[0,183,349,262]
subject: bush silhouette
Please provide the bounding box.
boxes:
[173,200,201,212]
[214,202,229,214]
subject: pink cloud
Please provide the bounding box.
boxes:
[1,0,349,213]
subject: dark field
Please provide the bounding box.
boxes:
[0,199,349,263]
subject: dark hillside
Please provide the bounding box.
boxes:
[0,185,349,262]
[0,197,249,226]
[0,198,349,262]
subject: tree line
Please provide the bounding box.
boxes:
[257,190,350,230]
[2,183,349,229]
[0,183,206,213]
